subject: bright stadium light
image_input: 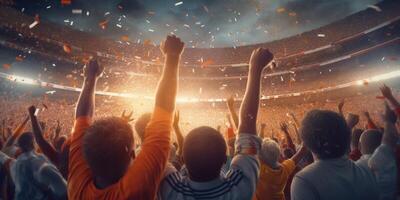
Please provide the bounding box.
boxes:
[1,70,400,103]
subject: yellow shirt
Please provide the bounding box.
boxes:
[254,159,296,200]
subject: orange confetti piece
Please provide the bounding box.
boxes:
[276,7,286,13]
[201,59,214,68]
[143,39,153,46]
[3,64,11,70]
[15,56,24,62]
[99,20,108,30]
[376,96,385,99]
[61,0,71,5]
[63,43,72,53]
[121,35,130,41]
[288,12,297,17]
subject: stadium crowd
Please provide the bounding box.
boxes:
[0,35,399,200]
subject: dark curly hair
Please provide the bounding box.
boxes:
[300,110,351,159]
[83,117,134,185]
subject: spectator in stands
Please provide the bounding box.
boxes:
[357,102,398,200]
[67,35,184,199]
[0,129,67,200]
[28,105,69,178]
[291,109,380,200]
[158,48,274,199]
[254,136,308,200]
[134,112,151,154]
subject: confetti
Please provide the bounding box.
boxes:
[175,1,183,6]
[367,5,382,12]
[45,91,56,95]
[72,9,82,14]
[99,20,108,29]
[143,39,153,46]
[317,34,326,37]
[203,5,209,12]
[276,7,286,13]
[121,35,130,41]
[3,64,11,70]
[61,0,71,5]
[63,43,72,53]
[376,96,385,99]
[15,56,24,62]
[29,20,39,29]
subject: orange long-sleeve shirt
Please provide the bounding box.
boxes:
[67,107,172,199]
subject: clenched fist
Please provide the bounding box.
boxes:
[83,59,104,79]
[160,35,185,57]
[249,48,274,73]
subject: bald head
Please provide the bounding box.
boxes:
[134,113,152,142]
[183,126,227,182]
[360,129,382,155]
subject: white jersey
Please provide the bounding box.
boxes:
[158,133,261,200]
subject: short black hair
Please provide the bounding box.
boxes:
[183,126,227,182]
[300,110,351,159]
[17,132,35,152]
[83,117,134,185]
[134,113,152,142]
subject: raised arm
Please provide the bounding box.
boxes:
[226,96,239,129]
[346,113,359,130]
[363,111,378,129]
[52,120,62,145]
[75,59,103,119]
[121,35,184,198]
[238,48,274,134]
[259,123,266,139]
[382,102,398,149]
[155,35,184,113]
[173,110,184,156]
[3,116,29,148]
[280,122,296,152]
[291,144,308,165]
[380,84,400,116]
[337,99,345,116]
[28,106,59,164]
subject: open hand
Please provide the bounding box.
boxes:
[279,122,289,133]
[346,113,360,128]
[121,110,134,123]
[380,84,393,99]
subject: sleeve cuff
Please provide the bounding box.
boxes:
[235,133,262,155]
[71,116,92,140]
[151,106,174,123]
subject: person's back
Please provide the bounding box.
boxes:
[12,151,53,200]
[158,128,261,200]
[0,132,67,200]
[158,48,275,200]
[291,109,379,200]
[255,138,308,200]
[293,156,378,200]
